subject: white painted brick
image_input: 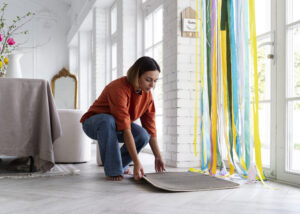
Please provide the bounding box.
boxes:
[178,90,190,99]
[177,69,192,80]
[177,53,191,64]
[177,144,191,152]
[171,152,177,161]
[167,144,178,152]
[177,115,194,126]
[177,135,194,143]
[167,126,177,135]
[176,125,191,135]
[177,37,191,45]
[167,91,177,100]
[177,80,194,90]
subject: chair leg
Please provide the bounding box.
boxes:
[29,156,34,172]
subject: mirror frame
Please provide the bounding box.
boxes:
[51,67,78,109]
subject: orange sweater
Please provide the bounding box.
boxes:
[80,76,156,137]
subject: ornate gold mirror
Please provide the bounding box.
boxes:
[51,68,78,109]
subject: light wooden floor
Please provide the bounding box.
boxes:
[1,144,300,214]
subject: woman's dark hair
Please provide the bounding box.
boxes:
[127,56,160,89]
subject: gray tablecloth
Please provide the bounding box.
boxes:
[0,78,62,172]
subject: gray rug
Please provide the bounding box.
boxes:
[143,172,239,192]
[0,156,80,179]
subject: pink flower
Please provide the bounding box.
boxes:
[0,34,3,42]
[7,38,15,45]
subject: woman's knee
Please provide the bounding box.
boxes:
[136,127,150,145]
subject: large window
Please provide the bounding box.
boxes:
[144,6,163,150]
[249,0,300,185]
[256,0,300,185]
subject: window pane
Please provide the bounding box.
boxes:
[287,25,300,97]
[145,14,153,49]
[259,103,271,167]
[111,5,117,35]
[287,100,300,172]
[145,48,153,58]
[153,8,163,44]
[255,0,271,35]
[257,37,272,100]
[287,0,300,24]
[112,43,117,69]
[153,43,163,65]
[112,69,117,81]
[249,102,271,168]
[250,37,272,101]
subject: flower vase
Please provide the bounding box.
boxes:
[6,53,23,78]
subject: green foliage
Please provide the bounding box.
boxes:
[250,45,267,104]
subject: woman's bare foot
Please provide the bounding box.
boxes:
[124,169,131,174]
[106,175,124,181]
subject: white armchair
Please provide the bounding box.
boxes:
[53,109,91,163]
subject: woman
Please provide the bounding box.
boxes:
[80,56,165,181]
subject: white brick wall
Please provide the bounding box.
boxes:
[163,0,202,167]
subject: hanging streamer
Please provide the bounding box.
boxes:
[210,0,218,175]
[193,0,199,157]
[249,0,265,180]
[191,0,265,183]
[243,0,251,170]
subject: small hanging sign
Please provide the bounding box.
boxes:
[181,7,198,38]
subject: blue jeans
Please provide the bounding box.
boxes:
[82,114,150,176]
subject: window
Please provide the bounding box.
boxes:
[111,43,117,81]
[110,3,117,81]
[144,6,163,150]
[111,4,117,35]
[286,0,300,173]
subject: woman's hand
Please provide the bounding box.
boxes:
[134,161,144,181]
[155,157,165,172]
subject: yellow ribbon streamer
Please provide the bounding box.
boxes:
[249,0,265,180]
[211,7,217,175]
[193,0,199,156]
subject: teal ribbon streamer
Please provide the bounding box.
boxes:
[228,0,241,159]
[234,0,242,159]
[243,0,250,169]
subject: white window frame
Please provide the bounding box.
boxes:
[276,0,300,185]
[110,3,118,81]
[142,2,164,151]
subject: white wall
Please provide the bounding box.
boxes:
[5,0,71,82]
